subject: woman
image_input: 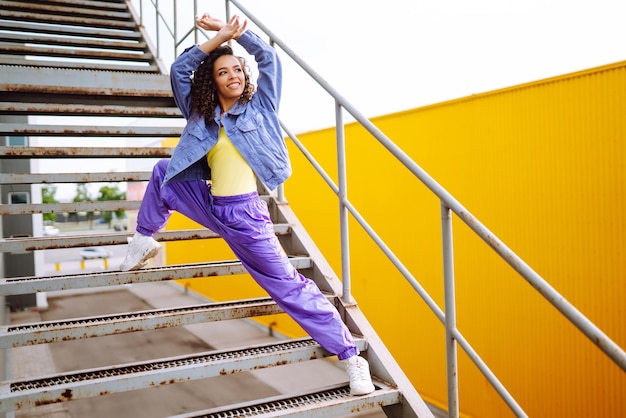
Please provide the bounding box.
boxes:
[120,13,375,396]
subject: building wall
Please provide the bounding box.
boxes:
[166,61,626,417]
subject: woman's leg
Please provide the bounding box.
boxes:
[136,159,218,235]
[122,159,216,271]
[210,193,358,360]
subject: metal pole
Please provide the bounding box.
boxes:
[441,202,459,417]
[335,102,351,303]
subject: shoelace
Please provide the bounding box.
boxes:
[347,360,369,381]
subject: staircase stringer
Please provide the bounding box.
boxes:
[126,0,168,74]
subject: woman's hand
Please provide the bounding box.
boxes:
[218,14,247,40]
[196,13,247,40]
[195,13,224,32]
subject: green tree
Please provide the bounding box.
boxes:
[42,186,58,222]
[97,185,126,228]
[72,183,94,227]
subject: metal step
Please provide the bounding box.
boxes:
[0,224,291,252]
[0,19,142,41]
[0,193,275,216]
[0,8,136,31]
[0,296,292,348]
[0,66,172,98]
[0,171,152,185]
[0,32,147,51]
[0,101,181,117]
[0,123,183,137]
[168,383,401,418]
[0,41,154,63]
[0,55,161,72]
[0,146,173,158]
[0,200,142,216]
[0,337,367,413]
[1,0,132,21]
[0,257,313,295]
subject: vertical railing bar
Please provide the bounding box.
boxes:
[173,0,177,61]
[441,202,459,418]
[138,0,143,27]
[224,0,231,47]
[335,102,351,304]
[154,0,160,60]
[193,0,198,45]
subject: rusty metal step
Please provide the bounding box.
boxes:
[0,337,367,413]
[0,193,276,216]
[1,0,132,21]
[0,123,183,137]
[0,32,147,51]
[168,383,400,418]
[0,257,313,295]
[0,296,292,348]
[0,41,154,63]
[0,19,142,41]
[0,224,291,253]
[0,55,160,72]
[0,101,180,116]
[0,66,171,97]
[0,200,142,216]
[0,7,136,31]
[0,146,173,158]
[0,171,152,185]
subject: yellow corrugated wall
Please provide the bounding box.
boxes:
[165,61,626,417]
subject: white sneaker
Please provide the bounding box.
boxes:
[343,356,376,396]
[120,233,161,271]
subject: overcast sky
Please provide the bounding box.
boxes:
[41,0,625,201]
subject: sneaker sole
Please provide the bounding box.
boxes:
[350,384,376,396]
[124,246,161,271]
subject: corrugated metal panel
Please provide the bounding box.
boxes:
[285,61,626,417]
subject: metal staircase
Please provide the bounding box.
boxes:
[0,1,433,417]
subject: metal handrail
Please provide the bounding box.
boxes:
[129,1,626,416]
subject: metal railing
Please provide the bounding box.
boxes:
[128,1,626,416]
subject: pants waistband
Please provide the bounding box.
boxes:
[211,190,259,205]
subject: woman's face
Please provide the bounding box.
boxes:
[213,54,245,106]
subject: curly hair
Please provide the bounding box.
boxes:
[190,45,255,124]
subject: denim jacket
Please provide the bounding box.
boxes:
[163,30,291,191]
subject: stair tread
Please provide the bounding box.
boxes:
[0,101,181,116]
[0,337,368,413]
[0,41,153,62]
[0,66,171,95]
[0,8,136,30]
[0,224,289,252]
[0,123,183,137]
[0,32,147,50]
[0,146,174,158]
[0,296,290,348]
[0,257,312,296]
[0,20,141,41]
[168,383,401,418]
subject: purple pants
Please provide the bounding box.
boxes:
[136,159,358,360]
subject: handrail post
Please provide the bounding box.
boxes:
[441,202,459,417]
[335,102,351,304]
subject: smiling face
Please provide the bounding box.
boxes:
[213,54,246,112]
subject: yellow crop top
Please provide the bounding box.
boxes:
[207,128,257,196]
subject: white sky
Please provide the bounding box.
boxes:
[240,0,625,131]
[39,0,625,201]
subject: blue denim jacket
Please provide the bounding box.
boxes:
[163,30,291,191]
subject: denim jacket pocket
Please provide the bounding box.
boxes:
[235,111,262,132]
